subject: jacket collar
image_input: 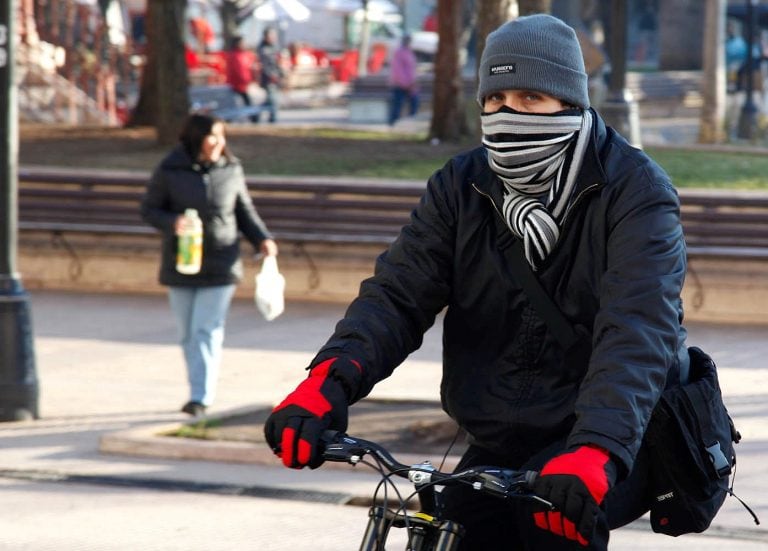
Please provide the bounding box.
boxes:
[163,145,231,173]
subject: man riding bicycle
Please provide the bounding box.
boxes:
[265,14,689,550]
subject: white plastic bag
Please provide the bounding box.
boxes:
[254,255,285,321]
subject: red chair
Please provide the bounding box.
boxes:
[337,49,359,82]
[368,43,388,74]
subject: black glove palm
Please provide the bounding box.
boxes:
[264,357,359,469]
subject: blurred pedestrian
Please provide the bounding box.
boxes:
[141,114,278,416]
[257,27,285,123]
[422,7,438,33]
[388,34,419,126]
[225,35,259,122]
[726,20,748,93]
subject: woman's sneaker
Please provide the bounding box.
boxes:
[181,401,206,417]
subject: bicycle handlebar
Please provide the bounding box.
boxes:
[320,430,551,507]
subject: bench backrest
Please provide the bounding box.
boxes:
[17,167,768,258]
[679,189,768,259]
[189,85,240,111]
[17,167,424,245]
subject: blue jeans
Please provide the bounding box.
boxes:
[168,284,236,406]
[389,87,419,125]
[262,83,280,122]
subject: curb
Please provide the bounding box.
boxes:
[98,403,283,466]
[98,421,277,465]
[95,405,767,544]
[97,403,464,473]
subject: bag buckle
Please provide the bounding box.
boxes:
[705,441,731,478]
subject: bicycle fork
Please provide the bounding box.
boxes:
[358,506,464,551]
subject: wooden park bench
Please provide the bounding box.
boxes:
[16,167,768,261]
[16,167,424,247]
[625,71,703,117]
[188,85,264,123]
[679,189,768,260]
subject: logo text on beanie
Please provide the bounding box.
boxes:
[490,63,516,76]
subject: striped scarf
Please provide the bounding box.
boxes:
[481,107,593,269]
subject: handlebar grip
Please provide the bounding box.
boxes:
[321,430,343,445]
[524,470,537,489]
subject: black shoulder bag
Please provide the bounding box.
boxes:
[507,240,759,536]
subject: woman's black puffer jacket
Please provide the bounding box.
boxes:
[141,146,272,287]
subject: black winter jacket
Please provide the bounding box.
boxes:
[141,146,272,287]
[315,111,688,474]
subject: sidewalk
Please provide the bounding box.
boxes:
[0,290,766,549]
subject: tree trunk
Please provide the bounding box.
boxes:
[517,0,551,16]
[658,1,705,70]
[429,0,469,142]
[220,0,241,50]
[475,0,517,71]
[699,0,727,144]
[128,1,189,135]
[127,5,158,127]
[149,0,189,145]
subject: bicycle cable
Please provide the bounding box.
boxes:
[437,426,463,472]
[364,455,414,548]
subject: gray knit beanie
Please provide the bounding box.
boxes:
[477,14,589,109]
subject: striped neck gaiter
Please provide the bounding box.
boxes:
[481,107,593,269]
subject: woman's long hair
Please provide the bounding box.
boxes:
[178,113,234,162]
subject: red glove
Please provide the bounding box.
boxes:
[264,357,361,469]
[532,445,615,546]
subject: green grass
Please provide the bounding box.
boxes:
[19,125,768,189]
[243,152,457,179]
[263,145,768,188]
[166,418,222,440]
[645,147,768,189]
[271,127,424,141]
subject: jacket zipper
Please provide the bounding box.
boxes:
[472,183,502,214]
[561,183,601,227]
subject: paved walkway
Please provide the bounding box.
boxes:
[0,290,766,549]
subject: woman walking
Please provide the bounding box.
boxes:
[142,114,278,416]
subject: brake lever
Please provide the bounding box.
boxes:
[468,468,554,510]
[320,431,369,464]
